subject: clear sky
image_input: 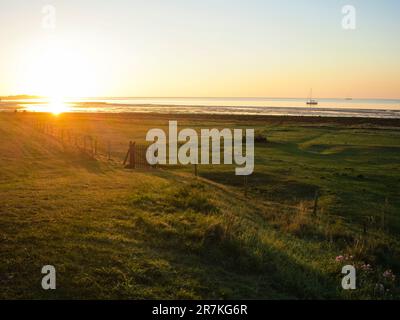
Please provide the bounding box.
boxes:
[1,0,399,98]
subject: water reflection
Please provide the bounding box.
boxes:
[24,99,71,115]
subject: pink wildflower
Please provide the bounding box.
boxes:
[335,255,344,262]
[383,270,396,281]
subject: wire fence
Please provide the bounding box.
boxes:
[33,119,112,160]
[32,119,251,196]
[123,141,154,170]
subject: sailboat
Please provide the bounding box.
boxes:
[306,89,318,106]
[345,92,352,100]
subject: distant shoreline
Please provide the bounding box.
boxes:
[1,100,400,119]
[3,110,400,127]
[0,95,41,100]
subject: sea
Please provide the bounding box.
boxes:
[1,97,400,118]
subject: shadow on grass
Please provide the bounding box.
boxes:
[199,170,318,202]
[122,212,339,299]
[60,150,106,174]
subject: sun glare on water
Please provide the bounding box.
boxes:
[24,96,70,115]
[47,96,69,115]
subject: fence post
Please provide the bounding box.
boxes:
[123,141,131,167]
[89,136,94,157]
[130,141,136,169]
[382,197,388,231]
[312,190,319,216]
[363,219,367,236]
[61,129,64,144]
[243,176,248,197]
[194,164,198,177]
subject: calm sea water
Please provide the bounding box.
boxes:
[2,97,400,118]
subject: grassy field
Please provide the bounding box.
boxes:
[1,112,400,299]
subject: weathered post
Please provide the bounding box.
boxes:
[130,142,136,169]
[194,164,198,177]
[244,176,248,197]
[313,190,319,216]
[90,136,94,157]
[123,141,131,167]
[382,197,388,231]
[363,219,367,236]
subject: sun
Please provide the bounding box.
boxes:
[48,96,69,115]
[18,37,98,101]
[23,95,70,114]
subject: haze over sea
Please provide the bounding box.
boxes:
[2,97,400,118]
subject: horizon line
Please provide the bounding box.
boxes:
[2,95,400,101]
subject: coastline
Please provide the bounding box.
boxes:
[2,110,400,127]
[1,101,400,120]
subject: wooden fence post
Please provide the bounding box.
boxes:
[313,190,319,216]
[382,197,388,231]
[123,141,130,167]
[194,164,198,177]
[130,142,136,169]
[89,136,94,157]
[244,176,248,197]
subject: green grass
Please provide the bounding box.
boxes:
[0,113,399,299]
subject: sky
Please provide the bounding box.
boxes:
[0,0,399,98]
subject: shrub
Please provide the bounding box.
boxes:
[243,131,268,144]
[255,131,268,144]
